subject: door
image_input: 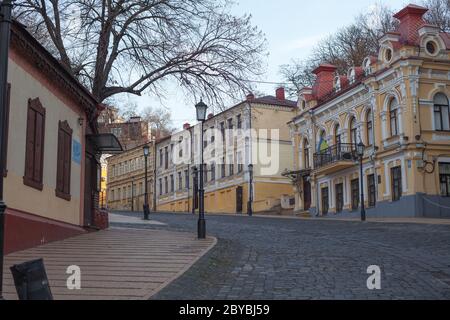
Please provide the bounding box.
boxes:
[303,180,311,211]
[236,186,243,214]
[335,183,344,213]
[84,153,94,226]
[321,187,329,216]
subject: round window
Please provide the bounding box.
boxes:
[426,41,438,55]
[384,48,392,62]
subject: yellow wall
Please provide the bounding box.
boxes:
[4,56,84,226]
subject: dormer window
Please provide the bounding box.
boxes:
[348,68,356,84]
[384,48,393,63]
[334,76,341,92]
[363,57,372,76]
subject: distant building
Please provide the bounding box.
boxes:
[106,142,156,211]
[99,115,151,151]
[155,88,297,214]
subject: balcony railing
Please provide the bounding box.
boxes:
[313,143,356,169]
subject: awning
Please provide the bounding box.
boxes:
[87,133,123,154]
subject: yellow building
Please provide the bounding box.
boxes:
[156,88,297,214]
[106,142,155,211]
[288,4,450,218]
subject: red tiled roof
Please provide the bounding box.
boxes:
[252,95,297,108]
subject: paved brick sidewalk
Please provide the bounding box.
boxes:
[3,228,216,300]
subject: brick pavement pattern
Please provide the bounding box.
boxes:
[3,228,215,300]
[111,212,450,300]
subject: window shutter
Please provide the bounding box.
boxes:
[24,106,36,181]
[56,126,65,192]
[56,120,72,200]
[63,130,71,195]
[34,111,44,183]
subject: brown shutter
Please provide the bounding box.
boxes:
[24,98,45,190]
[63,130,72,195]
[24,105,36,181]
[2,83,11,177]
[56,124,64,193]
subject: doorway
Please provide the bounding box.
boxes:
[303,180,311,211]
[236,186,243,214]
[321,187,329,216]
[335,183,344,213]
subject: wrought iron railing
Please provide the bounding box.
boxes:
[313,143,356,169]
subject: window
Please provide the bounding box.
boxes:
[221,158,226,178]
[434,93,449,131]
[178,172,182,190]
[304,140,310,169]
[185,170,189,189]
[391,166,402,201]
[170,174,174,192]
[159,178,162,195]
[122,188,126,200]
[164,147,168,169]
[139,182,143,195]
[229,157,234,176]
[237,114,242,129]
[118,188,121,200]
[220,122,225,142]
[159,149,163,167]
[350,117,357,145]
[366,110,373,146]
[351,178,360,210]
[56,121,72,200]
[335,125,341,145]
[384,48,392,63]
[210,127,215,144]
[389,98,399,136]
[211,162,216,181]
[227,119,233,146]
[2,83,10,177]
[24,98,46,190]
[439,163,450,197]
[426,40,438,55]
[111,190,115,202]
[164,176,168,194]
[203,164,208,183]
[368,174,376,207]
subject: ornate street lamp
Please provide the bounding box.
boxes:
[356,141,366,222]
[143,144,150,220]
[0,0,13,300]
[195,100,208,239]
[247,164,254,216]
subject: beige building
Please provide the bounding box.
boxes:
[106,142,156,211]
[288,4,450,218]
[3,21,116,254]
[156,88,297,214]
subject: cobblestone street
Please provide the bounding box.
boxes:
[111,212,450,300]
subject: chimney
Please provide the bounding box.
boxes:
[246,93,255,101]
[312,64,337,100]
[183,123,191,130]
[393,4,428,45]
[276,87,285,101]
[207,113,214,120]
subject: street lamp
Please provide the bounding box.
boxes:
[195,99,208,239]
[356,141,366,222]
[0,0,13,300]
[247,164,254,216]
[143,144,150,220]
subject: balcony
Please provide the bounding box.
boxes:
[313,143,356,175]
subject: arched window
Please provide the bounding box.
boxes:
[304,139,310,169]
[434,93,450,131]
[318,130,328,152]
[335,124,341,145]
[366,110,373,146]
[350,117,357,145]
[389,98,399,136]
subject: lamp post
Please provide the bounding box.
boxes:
[247,164,253,216]
[0,0,13,300]
[143,145,150,220]
[356,141,366,222]
[195,100,208,239]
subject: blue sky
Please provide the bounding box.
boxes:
[124,0,411,130]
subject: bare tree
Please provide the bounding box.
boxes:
[423,0,450,32]
[14,0,266,109]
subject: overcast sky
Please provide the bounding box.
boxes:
[122,0,411,130]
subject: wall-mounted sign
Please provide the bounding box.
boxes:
[72,139,82,165]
